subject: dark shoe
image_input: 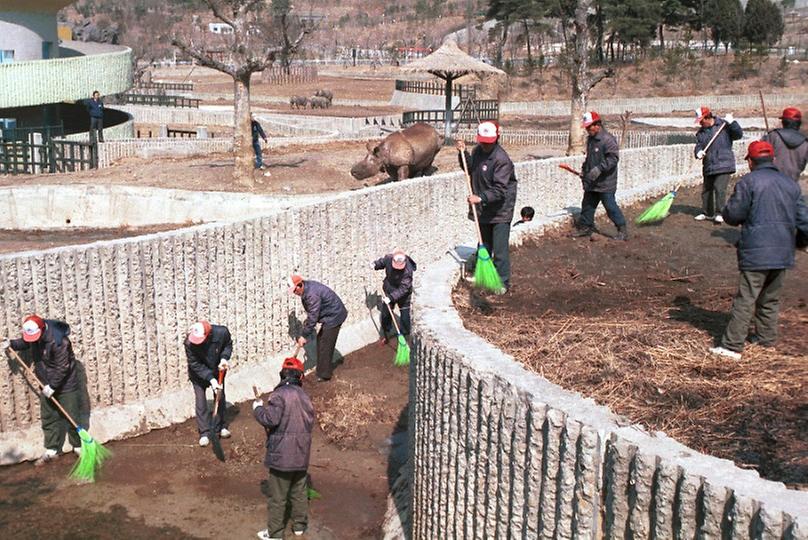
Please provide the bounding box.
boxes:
[614,225,629,241]
[748,335,775,348]
[316,376,331,383]
[571,227,594,238]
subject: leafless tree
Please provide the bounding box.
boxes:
[171,0,313,185]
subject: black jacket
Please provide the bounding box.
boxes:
[459,144,517,224]
[695,117,743,176]
[184,324,232,385]
[300,280,348,337]
[373,254,417,303]
[722,162,804,271]
[251,120,267,143]
[10,320,79,393]
[582,127,620,192]
[762,128,808,182]
[254,379,315,471]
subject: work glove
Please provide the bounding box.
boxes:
[370,262,376,270]
[585,166,600,182]
[382,296,390,305]
[210,378,222,392]
[253,399,263,410]
[218,359,229,370]
[296,336,307,347]
[42,385,55,399]
[724,113,734,124]
[0,338,9,351]
[696,149,706,160]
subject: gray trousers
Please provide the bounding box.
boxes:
[702,173,730,216]
[721,269,786,352]
[192,380,226,436]
[42,389,82,452]
[267,468,308,536]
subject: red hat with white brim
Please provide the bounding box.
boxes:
[476,122,498,143]
[287,274,303,294]
[22,315,45,343]
[695,106,711,123]
[581,111,600,127]
[188,321,211,345]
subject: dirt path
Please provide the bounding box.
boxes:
[455,183,808,489]
[0,344,408,539]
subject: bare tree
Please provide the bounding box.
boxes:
[171,0,312,185]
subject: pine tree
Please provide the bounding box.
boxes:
[742,0,784,49]
[706,0,743,53]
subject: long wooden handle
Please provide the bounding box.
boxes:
[701,121,727,155]
[384,300,403,336]
[292,344,302,358]
[5,346,80,430]
[252,385,261,399]
[559,163,582,177]
[759,90,769,132]
[459,148,484,245]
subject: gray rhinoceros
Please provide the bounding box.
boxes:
[350,123,442,181]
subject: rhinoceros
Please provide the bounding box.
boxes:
[350,123,442,181]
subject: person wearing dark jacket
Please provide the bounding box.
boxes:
[85,91,105,142]
[762,107,808,182]
[1,315,82,464]
[694,107,744,223]
[572,111,628,240]
[184,320,232,447]
[252,114,268,170]
[290,275,348,381]
[709,141,808,360]
[372,248,417,341]
[253,356,314,540]
[456,121,518,290]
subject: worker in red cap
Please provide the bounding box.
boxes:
[455,121,518,291]
[372,247,417,343]
[1,315,82,465]
[253,355,314,540]
[762,107,807,182]
[693,106,743,223]
[572,111,628,240]
[709,141,808,360]
[184,320,233,447]
[289,275,348,381]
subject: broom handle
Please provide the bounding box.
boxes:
[759,90,769,132]
[5,346,80,431]
[700,121,727,156]
[459,149,484,246]
[292,344,302,358]
[384,300,403,336]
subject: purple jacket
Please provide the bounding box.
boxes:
[254,379,315,471]
[10,320,79,394]
[300,280,348,337]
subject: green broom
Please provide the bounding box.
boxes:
[636,185,680,225]
[459,149,504,293]
[8,347,111,482]
[384,300,410,366]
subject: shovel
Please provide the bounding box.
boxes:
[209,368,226,462]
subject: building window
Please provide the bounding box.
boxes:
[0,50,14,64]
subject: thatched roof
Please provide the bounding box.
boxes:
[401,39,505,80]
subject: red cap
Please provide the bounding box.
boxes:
[22,315,45,343]
[476,122,498,143]
[779,107,802,121]
[582,111,600,127]
[287,274,303,294]
[695,106,711,123]
[188,320,212,345]
[745,140,775,160]
[282,356,304,373]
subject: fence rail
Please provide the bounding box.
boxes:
[115,93,201,108]
[395,79,475,100]
[260,65,318,86]
[136,81,194,92]
[402,99,499,127]
[0,138,96,174]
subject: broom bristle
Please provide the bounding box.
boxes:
[69,428,111,483]
[307,487,322,500]
[636,192,675,225]
[474,245,504,292]
[394,334,411,366]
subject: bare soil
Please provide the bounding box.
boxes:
[0,226,185,255]
[455,183,808,489]
[0,343,409,539]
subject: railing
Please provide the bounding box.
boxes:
[115,93,201,108]
[402,99,499,127]
[166,127,197,139]
[0,123,65,142]
[0,138,97,174]
[260,65,318,86]
[136,81,194,92]
[395,80,476,100]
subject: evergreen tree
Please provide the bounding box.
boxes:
[706,0,743,53]
[742,0,784,49]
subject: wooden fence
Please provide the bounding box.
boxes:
[395,79,476,100]
[402,99,499,127]
[136,81,194,92]
[260,65,318,85]
[0,138,97,174]
[115,93,201,108]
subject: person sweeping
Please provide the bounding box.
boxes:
[253,356,315,540]
[185,320,232,448]
[693,106,743,223]
[456,121,518,292]
[372,248,416,344]
[1,315,83,465]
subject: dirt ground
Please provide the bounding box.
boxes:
[0,343,409,539]
[1,140,563,197]
[455,183,808,489]
[0,226,185,255]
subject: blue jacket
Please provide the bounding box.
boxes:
[86,98,104,119]
[300,280,348,337]
[694,117,743,176]
[722,162,803,271]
